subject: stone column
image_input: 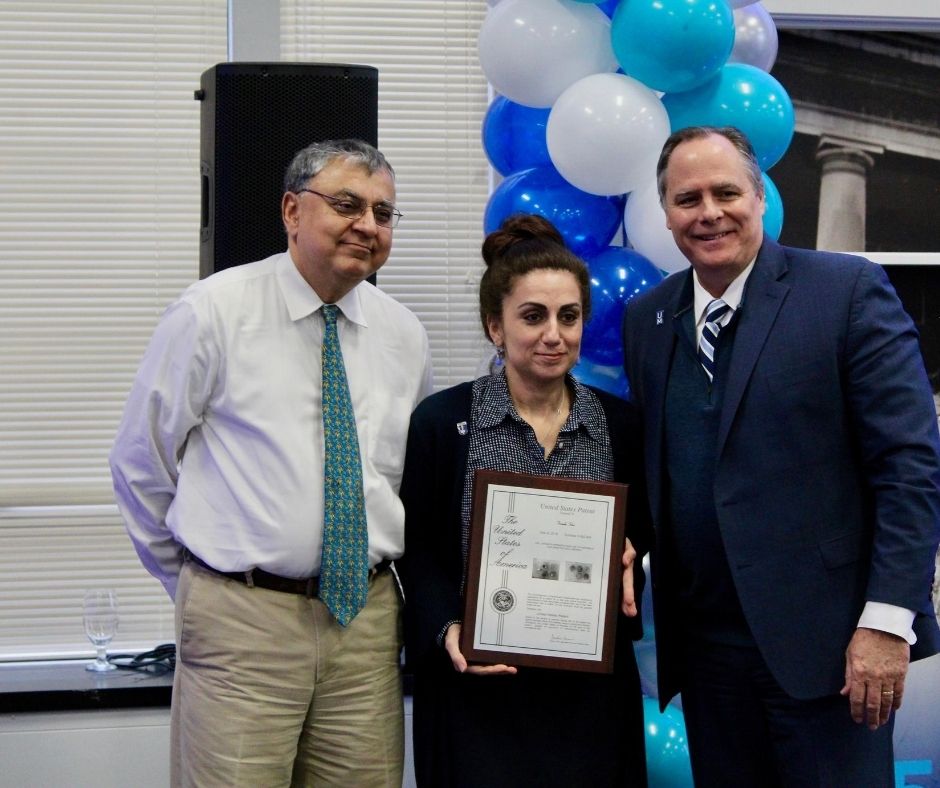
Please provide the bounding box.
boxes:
[814,143,876,252]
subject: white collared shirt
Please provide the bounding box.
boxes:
[692,260,755,347]
[110,251,433,599]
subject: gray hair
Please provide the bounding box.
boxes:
[283,138,395,193]
[656,126,764,205]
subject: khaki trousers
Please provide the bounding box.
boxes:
[171,561,404,788]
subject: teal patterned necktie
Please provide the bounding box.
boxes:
[318,304,368,626]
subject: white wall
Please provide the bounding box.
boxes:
[0,709,170,788]
[764,0,940,27]
[0,700,418,788]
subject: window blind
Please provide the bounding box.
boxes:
[0,1,228,659]
[0,0,490,660]
[281,1,493,387]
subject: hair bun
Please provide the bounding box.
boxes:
[482,214,566,268]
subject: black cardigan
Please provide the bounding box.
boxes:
[398,380,652,668]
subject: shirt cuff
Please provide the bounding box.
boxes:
[857,601,917,645]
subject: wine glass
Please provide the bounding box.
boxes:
[83,588,119,672]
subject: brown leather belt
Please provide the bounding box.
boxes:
[184,549,390,599]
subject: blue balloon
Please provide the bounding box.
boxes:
[640,554,655,639]
[572,357,630,400]
[636,641,659,698]
[761,172,783,240]
[582,246,663,365]
[643,697,694,787]
[482,96,552,177]
[612,0,734,94]
[484,167,624,258]
[662,63,795,171]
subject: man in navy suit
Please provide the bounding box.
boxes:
[622,126,940,786]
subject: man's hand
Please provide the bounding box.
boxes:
[840,627,909,730]
[443,623,517,676]
[621,537,638,617]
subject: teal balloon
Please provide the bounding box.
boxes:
[662,63,795,170]
[611,0,734,93]
[482,96,552,177]
[761,172,783,240]
[572,358,630,400]
[643,697,694,787]
[484,167,623,258]
[582,246,663,365]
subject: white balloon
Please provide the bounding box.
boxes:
[547,73,670,196]
[624,180,690,274]
[728,2,779,73]
[478,0,617,108]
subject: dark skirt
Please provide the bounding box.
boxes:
[410,624,648,788]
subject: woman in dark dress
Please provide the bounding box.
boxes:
[400,215,650,787]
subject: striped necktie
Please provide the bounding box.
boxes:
[318,304,369,626]
[699,298,732,383]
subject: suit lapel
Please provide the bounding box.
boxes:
[717,242,790,456]
[645,273,692,524]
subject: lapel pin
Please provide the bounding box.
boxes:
[456,421,468,435]
[656,310,664,325]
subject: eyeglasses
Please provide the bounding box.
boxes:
[296,188,402,228]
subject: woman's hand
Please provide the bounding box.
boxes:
[621,537,638,617]
[444,623,518,675]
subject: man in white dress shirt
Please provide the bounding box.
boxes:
[110,139,432,787]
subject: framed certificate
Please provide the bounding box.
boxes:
[460,469,628,674]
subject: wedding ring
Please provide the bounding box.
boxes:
[881,690,894,696]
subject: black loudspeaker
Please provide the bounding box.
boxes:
[196,63,379,279]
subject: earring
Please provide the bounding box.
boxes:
[495,345,505,359]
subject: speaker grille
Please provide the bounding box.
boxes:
[199,63,378,278]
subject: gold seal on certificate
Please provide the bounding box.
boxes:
[460,469,628,673]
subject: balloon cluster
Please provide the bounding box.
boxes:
[479,0,789,398]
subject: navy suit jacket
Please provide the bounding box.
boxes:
[623,238,940,707]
